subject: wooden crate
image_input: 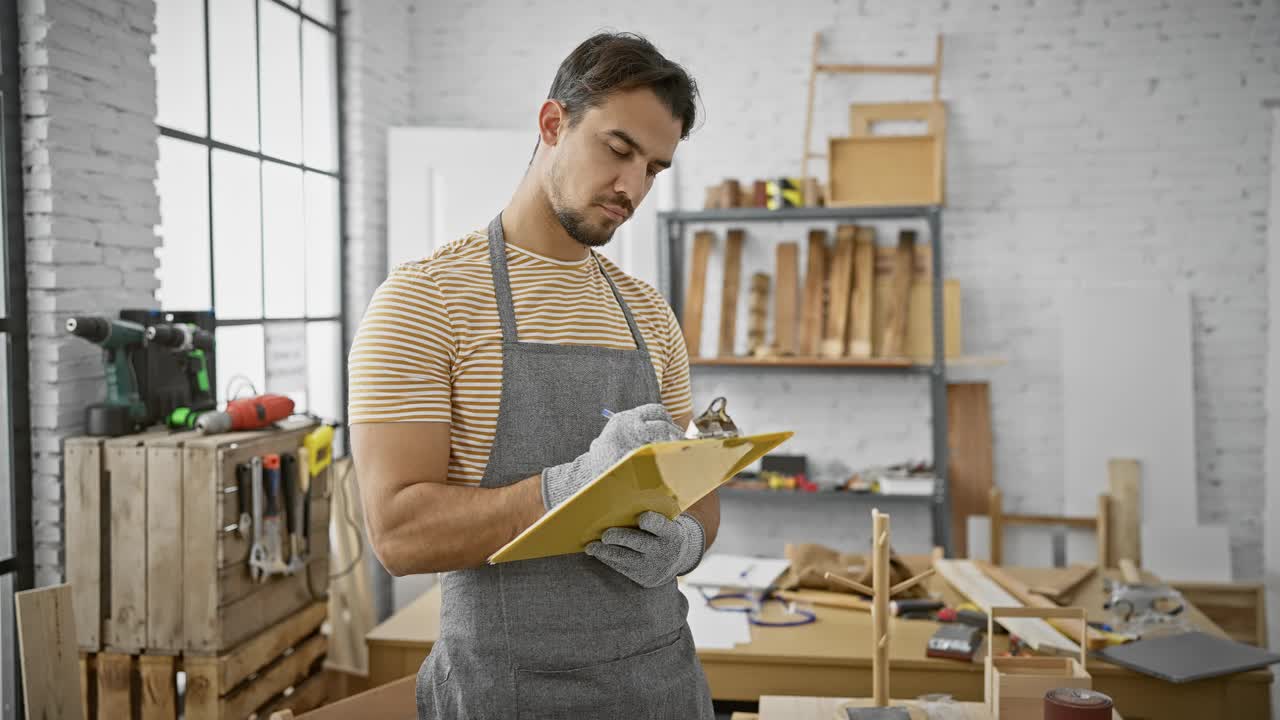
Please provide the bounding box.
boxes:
[828,135,942,207]
[80,602,329,720]
[1170,581,1268,647]
[985,607,1091,720]
[182,426,332,654]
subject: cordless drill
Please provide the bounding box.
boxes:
[66,316,150,436]
[146,322,217,428]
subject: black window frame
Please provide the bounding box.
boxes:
[1,0,35,716]
[156,0,349,420]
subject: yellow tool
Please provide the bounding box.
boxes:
[303,425,334,477]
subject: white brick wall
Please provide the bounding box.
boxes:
[19,0,160,586]
[341,0,415,346]
[408,0,1280,578]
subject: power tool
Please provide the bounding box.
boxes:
[147,322,217,429]
[196,394,296,434]
[65,316,150,436]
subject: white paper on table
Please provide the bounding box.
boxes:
[679,583,751,649]
[682,553,790,591]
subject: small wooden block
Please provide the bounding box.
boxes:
[96,652,134,720]
[682,231,715,358]
[1108,459,1141,569]
[138,655,177,720]
[718,230,745,357]
[774,242,800,355]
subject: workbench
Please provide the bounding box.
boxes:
[365,565,1272,720]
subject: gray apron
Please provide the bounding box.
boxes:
[415,214,715,720]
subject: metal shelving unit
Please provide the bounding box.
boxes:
[657,204,951,553]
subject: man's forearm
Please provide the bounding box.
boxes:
[374,474,545,575]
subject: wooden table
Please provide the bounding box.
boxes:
[741,696,1123,720]
[365,566,1273,720]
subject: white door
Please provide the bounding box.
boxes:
[386,126,671,286]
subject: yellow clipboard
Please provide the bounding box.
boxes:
[488,431,794,564]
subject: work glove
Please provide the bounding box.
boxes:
[540,403,684,510]
[586,511,706,588]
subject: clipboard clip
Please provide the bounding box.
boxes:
[693,397,740,439]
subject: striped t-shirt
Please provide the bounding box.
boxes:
[347,229,694,487]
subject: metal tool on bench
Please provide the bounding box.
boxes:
[282,452,309,573]
[1104,579,1188,636]
[691,396,740,439]
[260,454,291,578]
[235,461,253,539]
[248,456,269,581]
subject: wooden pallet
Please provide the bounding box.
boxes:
[80,602,329,720]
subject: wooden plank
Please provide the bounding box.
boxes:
[988,488,1004,566]
[1108,458,1142,568]
[946,383,993,558]
[799,230,827,356]
[1119,558,1142,584]
[907,279,961,359]
[819,226,856,357]
[1097,493,1112,569]
[138,654,176,720]
[15,584,82,720]
[145,437,188,652]
[64,437,104,651]
[978,564,1092,656]
[773,242,799,356]
[682,231,715,358]
[847,227,875,357]
[257,669,328,720]
[747,272,770,356]
[221,634,327,720]
[718,229,745,357]
[105,436,148,652]
[96,652,133,720]
[1170,581,1268,647]
[933,559,1080,656]
[1028,564,1097,603]
[871,246,896,357]
[879,230,915,357]
[219,601,327,689]
[80,654,93,719]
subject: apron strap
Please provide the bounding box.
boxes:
[487,214,520,344]
[591,252,651,357]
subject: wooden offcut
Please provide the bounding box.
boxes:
[848,227,875,357]
[139,655,177,719]
[800,230,828,356]
[15,584,82,720]
[820,225,856,358]
[65,436,105,650]
[774,242,800,355]
[907,280,962,359]
[1107,458,1142,569]
[1028,564,1098,604]
[718,229,745,357]
[682,231,715,358]
[879,231,915,357]
[934,559,1081,656]
[947,383,993,558]
[977,563,1096,650]
[747,272,771,357]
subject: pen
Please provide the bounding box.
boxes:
[601,408,614,419]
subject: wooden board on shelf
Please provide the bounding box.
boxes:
[848,227,875,357]
[820,225,856,357]
[682,230,715,358]
[907,279,962,360]
[879,230,915,357]
[800,230,827,357]
[747,272,770,356]
[718,229,745,357]
[947,383,992,558]
[774,242,799,356]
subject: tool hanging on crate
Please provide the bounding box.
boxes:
[248,456,269,582]
[65,316,150,436]
[196,393,296,434]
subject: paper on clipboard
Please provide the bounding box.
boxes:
[488,431,793,564]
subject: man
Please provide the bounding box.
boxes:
[348,33,717,719]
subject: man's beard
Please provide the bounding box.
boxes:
[548,159,620,248]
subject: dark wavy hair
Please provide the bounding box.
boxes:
[547,32,699,139]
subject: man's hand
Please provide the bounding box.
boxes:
[541,404,684,509]
[585,511,706,588]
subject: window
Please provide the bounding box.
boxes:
[0,0,34,715]
[154,0,345,423]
